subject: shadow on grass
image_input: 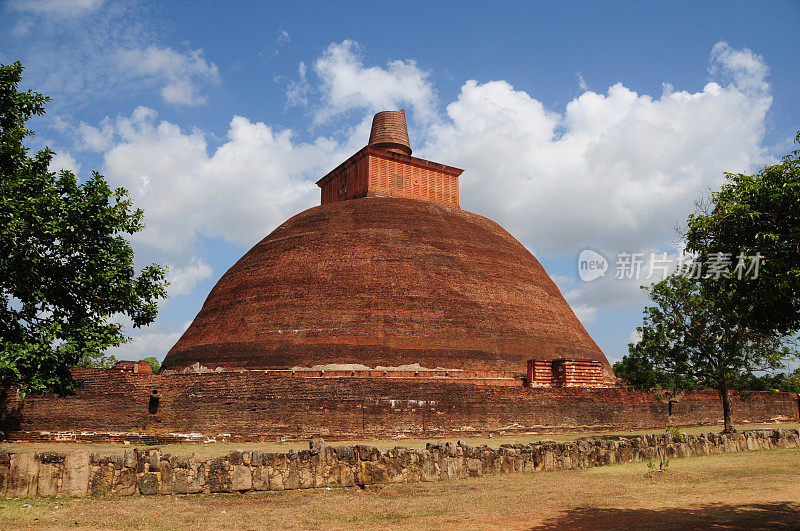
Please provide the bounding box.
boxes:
[529,502,800,530]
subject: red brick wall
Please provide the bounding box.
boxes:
[366,153,459,207]
[1,369,796,443]
[526,359,604,388]
[317,147,462,208]
[319,155,369,205]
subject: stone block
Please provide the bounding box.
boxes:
[107,455,123,470]
[114,468,137,496]
[7,453,39,498]
[148,450,161,471]
[138,472,159,495]
[334,446,356,465]
[38,452,65,464]
[189,453,210,466]
[123,449,136,469]
[37,463,61,497]
[231,465,252,491]
[189,466,206,493]
[251,451,263,467]
[90,465,114,497]
[208,458,231,493]
[467,458,482,477]
[135,450,148,473]
[252,467,269,490]
[174,469,189,494]
[283,462,301,490]
[62,450,89,497]
[310,438,325,455]
[160,462,174,494]
[268,468,285,491]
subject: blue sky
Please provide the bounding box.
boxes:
[2,0,799,366]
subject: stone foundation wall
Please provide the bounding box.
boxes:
[1,369,797,443]
[1,429,798,498]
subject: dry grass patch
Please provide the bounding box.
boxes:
[0,447,797,529]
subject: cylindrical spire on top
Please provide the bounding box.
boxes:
[368,110,412,156]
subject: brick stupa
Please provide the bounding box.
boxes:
[163,110,613,383]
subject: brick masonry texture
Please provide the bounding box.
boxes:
[161,197,611,375]
[317,147,462,207]
[1,369,797,443]
[367,110,412,155]
[1,429,798,498]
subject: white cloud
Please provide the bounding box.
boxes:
[83,40,774,320]
[572,304,598,325]
[576,72,588,91]
[109,320,190,362]
[118,46,220,106]
[47,149,81,174]
[710,42,769,94]
[422,41,771,261]
[284,61,310,107]
[311,40,436,124]
[6,3,220,108]
[78,119,114,151]
[97,106,346,260]
[9,0,104,17]
[166,258,213,297]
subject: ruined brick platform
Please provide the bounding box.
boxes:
[2,369,797,444]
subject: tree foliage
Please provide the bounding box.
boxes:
[620,273,797,432]
[686,134,800,336]
[0,61,168,395]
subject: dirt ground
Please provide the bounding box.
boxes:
[0,446,798,530]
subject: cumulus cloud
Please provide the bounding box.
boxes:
[311,40,436,124]
[166,257,213,297]
[118,46,220,105]
[83,40,773,318]
[422,43,771,264]
[93,106,345,259]
[78,119,114,151]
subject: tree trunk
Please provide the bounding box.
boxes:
[719,379,734,433]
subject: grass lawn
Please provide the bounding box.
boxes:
[2,422,797,458]
[0,446,798,529]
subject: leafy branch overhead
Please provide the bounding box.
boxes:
[0,61,168,395]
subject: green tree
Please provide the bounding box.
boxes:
[0,61,168,395]
[141,356,160,374]
[620,138,800,433]
[622,273,797,433]
[733,368,800,394]
[686,133,800,336]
